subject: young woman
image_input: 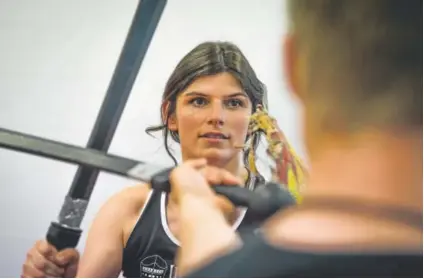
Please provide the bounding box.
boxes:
[21,41,271,278]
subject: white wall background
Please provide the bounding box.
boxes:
[0,0,305,276]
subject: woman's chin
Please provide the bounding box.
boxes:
[200,148,232,165]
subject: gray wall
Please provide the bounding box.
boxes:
[0,0,305,276]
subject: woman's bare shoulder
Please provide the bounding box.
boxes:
[99,183,152,217]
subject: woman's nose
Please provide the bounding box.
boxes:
[206,101,225,127]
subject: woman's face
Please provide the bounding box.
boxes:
[168,72,252,166]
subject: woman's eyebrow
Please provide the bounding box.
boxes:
[183,91,247,98]
[226,92,248,98]
[182,91,207,97]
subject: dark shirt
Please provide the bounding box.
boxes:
[186,232,423,278]
[122,175,265,278]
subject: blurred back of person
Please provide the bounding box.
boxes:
[285,0,422,219]
[184,0,423,277]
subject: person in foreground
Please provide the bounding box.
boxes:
[172,0,423,277]
[21,41,293,278]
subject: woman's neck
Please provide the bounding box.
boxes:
[171,153,249,232]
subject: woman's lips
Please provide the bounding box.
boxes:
[199,132,229,143]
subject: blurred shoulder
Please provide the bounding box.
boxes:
[99,183,152,216]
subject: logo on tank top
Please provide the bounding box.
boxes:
[140,255,177,278]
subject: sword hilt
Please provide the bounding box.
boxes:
[150,168,296,219]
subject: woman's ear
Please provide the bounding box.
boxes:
[168,115,178,132]
[161,101,178,132]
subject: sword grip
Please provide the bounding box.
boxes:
[46,222,82,251]
[149,168,296,219]
[149,167,251,206]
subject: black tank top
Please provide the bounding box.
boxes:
[122,175,262,278]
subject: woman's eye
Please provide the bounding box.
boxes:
[226,99,244,108]
[189,97,208,107]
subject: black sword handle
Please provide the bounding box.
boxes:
[150,168,296,218]
[151,167,251,206]
[46,224,82,251]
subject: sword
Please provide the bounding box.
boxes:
[3,0,168,251]
[0,127,295,247]
[0,127,270,207]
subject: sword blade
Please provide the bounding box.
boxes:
[0,127,166,183]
